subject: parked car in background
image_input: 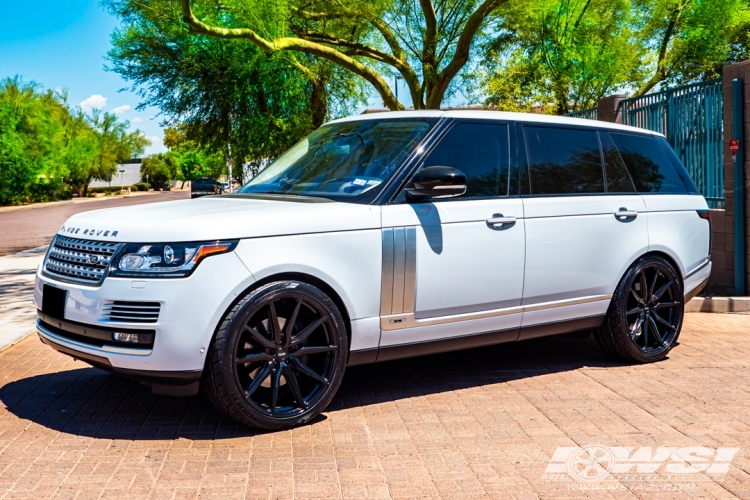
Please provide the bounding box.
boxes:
[35,110,710,430]
[191,177,223,198]
[220,182,231,193]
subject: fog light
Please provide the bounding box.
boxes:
[113,332,139,343]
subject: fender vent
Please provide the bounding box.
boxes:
[102,301,161,323]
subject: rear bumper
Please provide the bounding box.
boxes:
[684,259,711,302]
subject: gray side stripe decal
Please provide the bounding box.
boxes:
[381,227,417,316]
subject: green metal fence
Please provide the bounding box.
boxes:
[621,78,724,208]
[568,106,598,120]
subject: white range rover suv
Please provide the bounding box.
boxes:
[35,111,711,429]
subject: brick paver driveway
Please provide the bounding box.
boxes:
[0,313,748,499]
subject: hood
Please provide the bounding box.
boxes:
[57,195,381,243]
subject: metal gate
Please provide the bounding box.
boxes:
[570,79,724,208]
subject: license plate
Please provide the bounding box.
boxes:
[42,284,67,320]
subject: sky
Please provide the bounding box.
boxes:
[0,0,429,157]
[0,0,166,155]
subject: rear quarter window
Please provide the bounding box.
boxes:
[609,133,689,194]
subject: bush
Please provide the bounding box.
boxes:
[133,182,149,191]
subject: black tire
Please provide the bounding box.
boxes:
[596,255,684,363]
[203,281,348,430]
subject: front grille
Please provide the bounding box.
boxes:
[102,301,161,323]
[43,235,120,286]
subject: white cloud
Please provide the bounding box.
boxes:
[79,94,107,112]
[132,116,143,123]
[111,104,131,115]
[144,135,167,156]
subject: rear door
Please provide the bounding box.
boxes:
[609,132,709,278]
[519,125,649,338]
[379,120,525,349]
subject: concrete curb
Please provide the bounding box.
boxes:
[686,296,750,313]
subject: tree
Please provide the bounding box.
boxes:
[176,0,513,110]
[632,0,750,96]
[105,0,366,183]
[163,125,225,185]
[481,0,643,114]
[0,76,149,203]
[141,153,178,188]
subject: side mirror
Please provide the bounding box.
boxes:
[406,166,467,200]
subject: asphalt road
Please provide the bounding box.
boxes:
[0,191,190,256]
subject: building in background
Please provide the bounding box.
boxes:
[89,159,142,188]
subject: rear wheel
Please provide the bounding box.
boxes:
[204,281,348,430]
[596,255,684,363]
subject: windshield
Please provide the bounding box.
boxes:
[238,119,434,201]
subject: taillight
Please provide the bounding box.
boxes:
[697,209,711,221]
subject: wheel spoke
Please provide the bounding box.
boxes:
[639,271,648,303]
[284,299,302,347]
[647,314,662,344]
[630,287,644,305]
[270,363,283,415]
[626,306,642,316]
[244,325,275,349]
[630,314,644,338]
[268,302,282,346]
[235,352,273,365]
[648,269,659,301]
[652,280,674,302]
[654,301,679,310]
[294,345,336,356]
[291,316,327,346]
[284,363,307,408]
[291,356,329,385]
[245,362,272,397]
[652,312,677,331]
[642,314,649,347]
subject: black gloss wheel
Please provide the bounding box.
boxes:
[595,255,684,363]
[624,264,681,355]
[204,281,347,430]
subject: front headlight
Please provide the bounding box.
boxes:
[109,240,238,278]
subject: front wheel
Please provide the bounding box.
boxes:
[595,255,684,363]
[203,281,348,430]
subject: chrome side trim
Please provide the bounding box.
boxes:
[380,229,394,316]
[380,227,417,316]
[36,322,152,357]
[381,294,613,330]
[684,258,710,279]
[392,228,406,314]
[403,227,417,313]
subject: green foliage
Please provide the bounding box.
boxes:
[633,0,750,94]
[480,0,644,114]
[140,153,177,188]
[0,77,148,205]
[480,0,750,112]
[104,0,367,184]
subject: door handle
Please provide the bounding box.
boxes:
[614,208,638,219]
[486,214,516,226]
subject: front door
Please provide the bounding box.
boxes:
[379,121,526,348]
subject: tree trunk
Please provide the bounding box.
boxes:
[310,76,328,128]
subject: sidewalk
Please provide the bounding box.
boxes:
[0,246,46,351]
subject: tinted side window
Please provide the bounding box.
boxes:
[656,136,698,194]
[523,126,604,195]
[610,133,688,194]
[421,123,510,198]
[599,132,636,193]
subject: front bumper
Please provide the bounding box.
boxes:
[34,250,255,391]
